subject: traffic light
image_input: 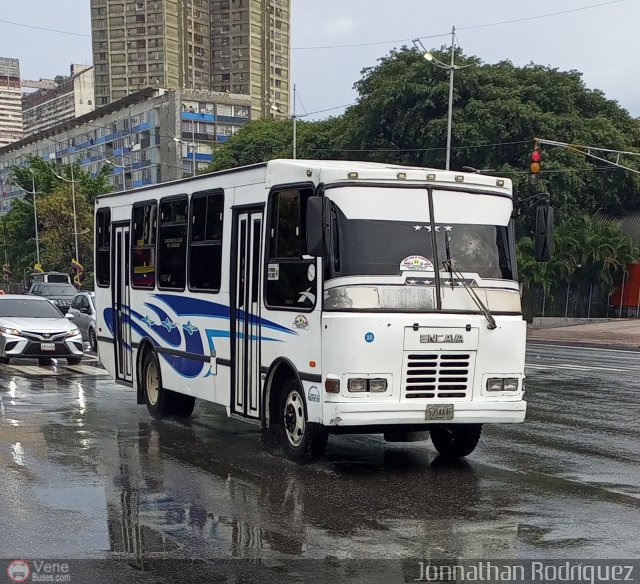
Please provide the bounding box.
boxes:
[529,144,542,185]
[2,263,11,283]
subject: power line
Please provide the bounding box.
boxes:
[458,0,624,32]
[0,18,90,38]
[311,139,530,154]
[293,0,623,51]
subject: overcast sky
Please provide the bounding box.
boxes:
[1,0,638,122]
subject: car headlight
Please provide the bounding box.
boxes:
[66,328,81,337]
[0,326,21,336]
[486,378,504,392]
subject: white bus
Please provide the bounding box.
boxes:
[95,159,552,463]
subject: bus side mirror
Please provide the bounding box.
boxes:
[535,203,554,262]
[306,196,330,257]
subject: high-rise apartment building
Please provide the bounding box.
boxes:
[23,65,95,138]
[0,58,23,148]
[90,0,290,118]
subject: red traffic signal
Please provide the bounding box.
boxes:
[530,147,542,175]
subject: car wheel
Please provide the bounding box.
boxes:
[67,356,82,365]
[88,328,97,353]
[0,357,9,365]
[142,350,195,419]
[38,357,52,366]
[278,379,327,464]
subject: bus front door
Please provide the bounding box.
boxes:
[231,208,263,421]
[113,223,133,383]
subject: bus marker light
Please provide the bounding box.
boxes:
[309,360,316,368]
[325,378,340,393]
[348,172,359,179]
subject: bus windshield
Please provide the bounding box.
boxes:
[323,186,517,312]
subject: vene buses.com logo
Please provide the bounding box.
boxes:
[7,560,31,583]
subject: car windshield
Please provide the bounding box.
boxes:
[0,299,62,318]
[41,284,77,296]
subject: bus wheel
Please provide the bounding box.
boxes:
[278,379,327,464]
[142,350,196,419]
[430,424,482,458]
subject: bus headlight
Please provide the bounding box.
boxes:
[348,378,368,392]
[503,378,519,391]
[486,378,520,392]
[486,378,504,392]
[368,378,388,392]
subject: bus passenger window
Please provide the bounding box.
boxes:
[131,202,157,289]
[189,191,224,292]
[96,208,111,287]
[157,196,187,290]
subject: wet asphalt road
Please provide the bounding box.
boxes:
[0,344,638,578]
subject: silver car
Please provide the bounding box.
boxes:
[67,292,97,352]
[0,295,84,365]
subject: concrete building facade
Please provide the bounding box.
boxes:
[0,87,251,207]
[0,58,24,148]
[22,65,96,138]
[90,0,290,118]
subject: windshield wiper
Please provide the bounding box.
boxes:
[441,259,497,330]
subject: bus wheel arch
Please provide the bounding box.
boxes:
[263,357,301,431]
[263,358,327,463]
[136,339,156,405]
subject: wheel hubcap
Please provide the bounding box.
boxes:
[283,390,305,447]
[146,361,159,405]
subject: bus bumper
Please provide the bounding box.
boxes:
[323,400,527,427]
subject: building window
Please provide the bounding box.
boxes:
[157,196,188,290]
[188,190,224,292]
[131,202,157,289]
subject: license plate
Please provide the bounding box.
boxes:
[425,404,454,421]
[40,343,56,351]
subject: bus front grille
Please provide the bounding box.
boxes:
[403,352,474,400]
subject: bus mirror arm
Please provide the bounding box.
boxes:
[513,192,554,263]
[306,196,331,257]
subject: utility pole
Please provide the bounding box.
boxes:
[445,26,455,171]
[293,84,297,160]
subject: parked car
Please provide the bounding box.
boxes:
[67,292,97,352]
[28,282,78,313]
[0,295,83,365]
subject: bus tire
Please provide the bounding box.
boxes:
[142,350,195,419]
[430,424,482,458]
[278,379,327,464]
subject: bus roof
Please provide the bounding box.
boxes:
[96,159,513,201]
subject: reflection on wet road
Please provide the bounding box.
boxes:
[0,343,638,562]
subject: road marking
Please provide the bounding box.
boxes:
[2,364,108,377]
[527,342,640,355]
[526,363,629,373]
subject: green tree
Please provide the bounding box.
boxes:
[338,47,640,221]
[1,158,111,282]
[205,117,344,172]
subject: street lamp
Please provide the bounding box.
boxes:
[172,136,197,177]
[414,27,472,171]
[12,169,40,267]
[49,165,79,264]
